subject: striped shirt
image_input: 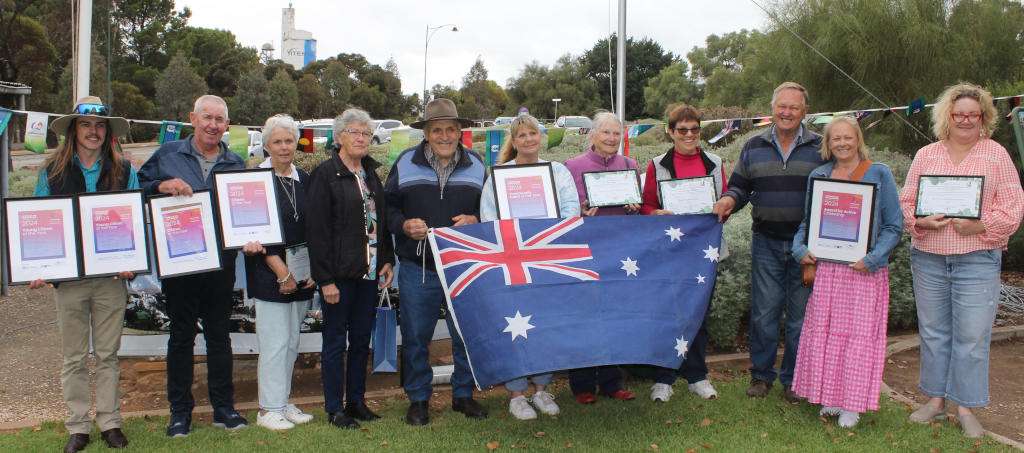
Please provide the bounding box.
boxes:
[424,144,461,193]
[898,139,1024,255]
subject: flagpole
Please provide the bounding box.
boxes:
[75,0,93,101]
[616,0,626,153]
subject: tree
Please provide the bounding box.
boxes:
[506,55,602,119]
[110,0,190,69]
[458,58,508,120]
[320,61,352,116]
[0,11,57,110]
[155,52,207,121]
[686,30,761,80]
[266,69,299,117]
[228,68,271,125]
[580,35,676,119]
[295,73,326,119]
[110,80,154,120]
[55,49,112,111]
[643,61,701,117]
[165,26,259,97]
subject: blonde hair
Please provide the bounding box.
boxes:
[819,116,869,161]
[930,82,998,140]
[497,114,543,164]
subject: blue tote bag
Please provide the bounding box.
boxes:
[371,289,399,373]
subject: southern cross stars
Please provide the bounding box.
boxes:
[675,336,689,357]
[503,311,535,341]
[664,226,684,241]
[620,257,639,276]
[695,274,706,284]
[702,245,720,262]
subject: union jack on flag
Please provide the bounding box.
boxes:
[431,217,599,298]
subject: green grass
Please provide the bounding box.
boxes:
[0,377,1010,452]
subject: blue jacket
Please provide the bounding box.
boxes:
[791,161,903,272]
[137,135,246,195]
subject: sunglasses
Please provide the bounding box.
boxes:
[74,103,110,116]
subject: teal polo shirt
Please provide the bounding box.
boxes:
[34,155,141,196]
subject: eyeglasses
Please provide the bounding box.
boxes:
[343,129,373,138]
[673,126,701,135]
[951,112,982,123]
[74,103,110,116]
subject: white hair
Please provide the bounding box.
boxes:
[261,114,299,144]
[193,95,229,119]
[589,111,622,139]
[333,108,372,138]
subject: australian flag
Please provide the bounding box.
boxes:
[427,214,723,388]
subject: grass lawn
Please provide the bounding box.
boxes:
[0,375,1010,452]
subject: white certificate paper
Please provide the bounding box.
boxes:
[149,191,222,278]
[78,191,150,277]
[213,169,285,249]
[4,196,81,284]
[583,170,642,207]
[286,244,311,283]
[915,175,984,219]
[658,176,717,215]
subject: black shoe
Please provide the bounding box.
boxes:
[452,397,488,419]
[63,433,89,453]
[344,402,381,421]
[405,401,430,426]
[100,427,129,448]
[746,379,772,398]
[166,413,191,438]
[212,407,249,430]
[782,385,802,404]
[327,412,360,429]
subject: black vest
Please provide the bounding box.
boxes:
[47,157,132,195]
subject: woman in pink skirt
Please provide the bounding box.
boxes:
[790,116,903,428]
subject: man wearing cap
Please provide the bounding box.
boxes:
[384,98,488,425]
[137,94,251,437]
[31,96,137,451]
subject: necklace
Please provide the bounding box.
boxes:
[277,175,299,221]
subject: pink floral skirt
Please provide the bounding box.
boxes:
[792,261,889,413]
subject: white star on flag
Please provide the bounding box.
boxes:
[503,311,535,342]
[695,274,706,284]
[664,226,684,241]
[675,335,689,357]
[702,245,720,262]
[620,257,639,276]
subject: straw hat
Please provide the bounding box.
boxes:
[50,96,130,137]
[410,98,474,129]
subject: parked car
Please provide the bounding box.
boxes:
[494,116,516,126]
[369,119,405,145]
[555,116,593,134]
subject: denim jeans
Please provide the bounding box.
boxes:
[397,260,474,402]
[505,373,553,393]
[321,279,376,413]
[255,298,310,412]
[569,366,624,395]
[748,232,810,387]
[911,247,1001,407]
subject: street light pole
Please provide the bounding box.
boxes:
[423,23,458,114]
[552,98,561,123]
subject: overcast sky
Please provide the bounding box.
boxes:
[176,0,767,96]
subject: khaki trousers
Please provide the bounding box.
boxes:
[54,278,127,434]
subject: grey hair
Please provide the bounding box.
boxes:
[770,81,809,108]
[588,111,622,139]
[193,95,229,119]
[333,108,373,138]
[261,114,299,145]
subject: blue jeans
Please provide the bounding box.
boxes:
[398,259,474,402]
[748,232,810,387]
[321,279,376,413]
[505,374,553,393]
[911,247,1001,407]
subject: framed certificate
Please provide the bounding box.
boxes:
[285,243,311,282]
[3,196,81,284]
[148,190,222,278]
[807,178,877,264]
[212,168,284,249]
[491,163,560,219]
[77,190,151,277]
[582,169,642,207]
[914,175,984,219]
[658,176,718,215]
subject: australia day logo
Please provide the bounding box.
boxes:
[29,120,44,132]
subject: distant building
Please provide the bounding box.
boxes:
[281,3,316,69]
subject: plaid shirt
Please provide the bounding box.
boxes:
[424,145,461,194]
[899,139,1024,255]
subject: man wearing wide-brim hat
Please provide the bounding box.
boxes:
[31,96,138,451]
[383,98,488,425]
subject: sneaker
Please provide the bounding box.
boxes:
[838,410,860,428]
[509,396,537,420]
[282,404,314,425]
[212,407,249,430]
[687,380,718,400]
[257,411,295,431]
[819,406,842,417]
[650,383,674,402]
[531,391,560,416]
[166,413,191,438]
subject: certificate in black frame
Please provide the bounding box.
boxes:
[147,190,224,279]
[914,174,984,220]
[3,195,83,285]
[491,162,561,220]
[582,169,642,208]
[806,177,878,264]
[76,189,152,278]
[212,168,286,250]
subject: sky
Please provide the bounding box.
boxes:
[176,0,768,96]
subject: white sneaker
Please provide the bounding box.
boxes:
[257,411,295,431]
[282,404,314,425]
[838,410,860,428]
[651,383,674,402]
[509,396,537,420]
[531,391,560,416]
[687,380,718,400]
[819,406,841,417]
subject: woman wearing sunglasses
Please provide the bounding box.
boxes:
[639,103,725,403]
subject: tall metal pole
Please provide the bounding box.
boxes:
[616,0,626,125]
[75,0,93,101]
[422,24,458,115]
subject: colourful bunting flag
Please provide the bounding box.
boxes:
[388,129,411,166]
[906,98,926,116]
[297,128,315,153]
[227,125,249,160]
[753,117,772,127]
[708,119,740,145]
[159,120,183,144]
[0,108,12,136]
[855,111,871,122]
[461,130,473,149]
[1010,96,1022,109]
[485,129,504,166]
[865,110,892,130]
[24,112,48,153]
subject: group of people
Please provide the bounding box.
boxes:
[30,79,1021,452]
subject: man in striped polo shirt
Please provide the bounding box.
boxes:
[712,82,826,403]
